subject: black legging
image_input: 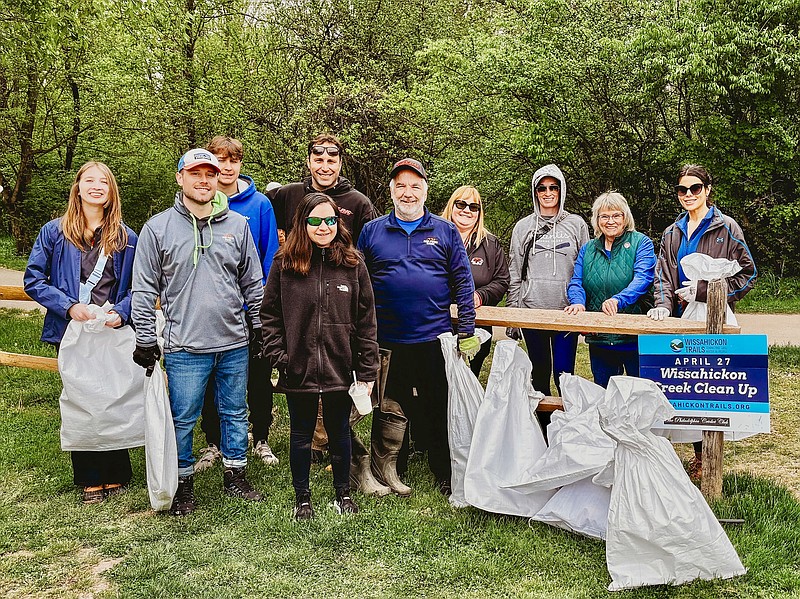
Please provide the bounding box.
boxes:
[286,391,352,495]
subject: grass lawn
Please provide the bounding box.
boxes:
[2,308,800,598]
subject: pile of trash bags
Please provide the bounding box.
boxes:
[440,333,747,591]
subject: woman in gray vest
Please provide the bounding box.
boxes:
[564,191,655,387]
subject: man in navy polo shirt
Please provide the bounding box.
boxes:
[357,158,476,497]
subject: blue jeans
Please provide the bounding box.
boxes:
[588,344,640,388]
[164,347,249,477]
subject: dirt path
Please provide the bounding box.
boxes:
[3,267,799,345]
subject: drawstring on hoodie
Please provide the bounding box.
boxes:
[190,212,214,266]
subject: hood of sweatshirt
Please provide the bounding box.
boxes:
[229,175,257,205]
[531,163,567,221]
[173,190,229,265]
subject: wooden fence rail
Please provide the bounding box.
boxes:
[2,284,739,499]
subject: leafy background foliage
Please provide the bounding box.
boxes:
[1,0,799,272]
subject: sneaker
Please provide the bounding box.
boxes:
[223,467,263,501]
[333,490,359,515]
[253,440,279,466]
[294,491,315,520]
[195,444,221,473]
[170,476,196,516]
[82,486,105,505]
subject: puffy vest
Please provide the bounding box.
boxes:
[582,230,652,346]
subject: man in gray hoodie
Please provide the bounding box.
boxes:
[131,148,265,516]
[507,164,589,431]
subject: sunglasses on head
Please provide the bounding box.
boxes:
[306,215,339,227]
[310,145,340,157]
[453,200,481,213]
[536,184,560,193]
[675,183,705,197]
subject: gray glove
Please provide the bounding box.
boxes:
[647,307,671,321]
[506,327,523,341]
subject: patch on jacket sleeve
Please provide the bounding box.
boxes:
[423,237,439,246]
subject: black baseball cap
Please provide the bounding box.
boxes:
[389,158,428,181]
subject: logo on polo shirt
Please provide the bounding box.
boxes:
[423,237,439,246]
[471,257,484,266]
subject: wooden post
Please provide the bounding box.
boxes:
[701,279,726,501]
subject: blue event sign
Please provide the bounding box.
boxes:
[638,334,770,433]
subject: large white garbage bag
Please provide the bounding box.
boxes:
[503,374,616,492]
[679,253,741,325]
[58,305,146,451]
[654,253,751,443]
[600,376,746,591]
[464,340,554,516]
[144,363,177,511]
[440,329,491,508]
[533,477,612,540]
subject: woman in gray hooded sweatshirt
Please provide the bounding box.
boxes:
[507,164,589,431]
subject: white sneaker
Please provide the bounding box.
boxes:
[253,440,279,466]
[195,444,221,473]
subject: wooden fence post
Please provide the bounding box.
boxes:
[701,278,726,501]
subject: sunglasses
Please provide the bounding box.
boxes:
[675,183,705,197]
[310,145,340,157]
[306,215,339,227]
[453,200,481,213]
[536,184,560,193]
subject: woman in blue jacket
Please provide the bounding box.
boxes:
[24,161,138,504]
[564,191,655,387]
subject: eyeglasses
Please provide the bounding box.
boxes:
[675,183,705,197]
[453,200,481,213]
[310,145,340,157]
[598,212,624,222]
[536,184,560,193]
[306,215,339,227]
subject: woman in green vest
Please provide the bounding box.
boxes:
[564,192,655,387]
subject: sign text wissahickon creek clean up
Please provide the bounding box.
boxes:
[638,335,770,434]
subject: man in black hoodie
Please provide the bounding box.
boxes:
[269,133,380,478]
[270,133,378,241]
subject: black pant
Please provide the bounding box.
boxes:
[71,450,131,487]
[382,340,451,484]
[286,391,351,494]
[469,326,493,378]
[201,353,274,446]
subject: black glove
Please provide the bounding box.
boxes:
[249,327,264,360]
[133,344,161,369]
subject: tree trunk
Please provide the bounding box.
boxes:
[6,60,39,255]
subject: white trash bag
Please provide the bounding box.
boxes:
[464,340,554,517]
[59,304,146,451]
[599,376,746,591]
[679,253,741,325]
[144,362,178,511]
[533,476,612,540]
[504,373,616,493]
[440,328,492,508]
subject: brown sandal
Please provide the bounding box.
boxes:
[82,486,105,504]
[103,483,127,498]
